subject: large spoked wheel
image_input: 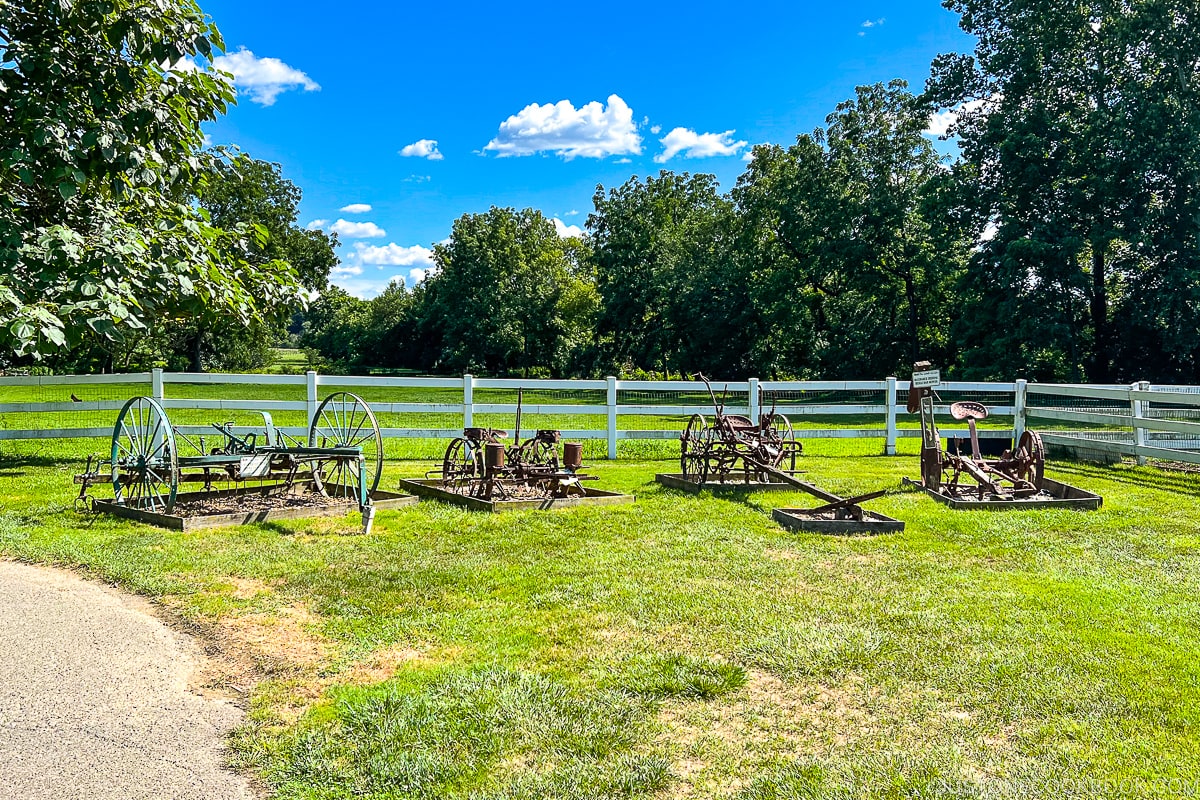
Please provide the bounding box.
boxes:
[111,396,178,512]
[309,392,383,501]
[681,414,710,482]
[442,436,483,494]
[1016,430,1046,487]
[767,413,799,471]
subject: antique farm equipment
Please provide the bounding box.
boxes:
[431,388,595,501]
[903,362,1098,509]
[75,392,384,529]
[671,376,896,528]
[679,374,802,484]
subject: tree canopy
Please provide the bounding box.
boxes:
[0,0,305,364]
[927,0,1200,381]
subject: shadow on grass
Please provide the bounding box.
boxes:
[1054,460,1200,498]
[0,453,78,472]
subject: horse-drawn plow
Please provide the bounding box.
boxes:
[658,376,902,532]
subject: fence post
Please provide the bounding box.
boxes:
[885,376,897,455]
[1132,380,1149,466]
[1013,378,1028,446]
[306,370,318,428]
[151,368,164,401]
[606,376,618,460]
[463,374,474,428]
[748,378,760,423]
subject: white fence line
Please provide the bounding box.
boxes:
[1027,381,1200,466]
[2,369,1198,464]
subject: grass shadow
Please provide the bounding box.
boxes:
[1054,460,1200,498]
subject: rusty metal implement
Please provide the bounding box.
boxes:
[678,374,803,485]
[906,361,1047,502]
[429,388,594,501]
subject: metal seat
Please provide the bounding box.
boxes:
[950,401,989,421]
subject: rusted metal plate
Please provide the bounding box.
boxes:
[398,478,634,512]
[903,477,1102,510]
[93,484,417,531]
[772,507,905,535]
[655,473,797,494]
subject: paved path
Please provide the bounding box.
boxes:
[0,561,256,800]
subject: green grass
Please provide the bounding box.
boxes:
[1,434,1199,798]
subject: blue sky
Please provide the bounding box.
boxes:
[197,0,975,297]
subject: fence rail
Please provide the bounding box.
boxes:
[2,370,1198,464]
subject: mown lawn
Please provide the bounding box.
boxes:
[1,438,1198,799]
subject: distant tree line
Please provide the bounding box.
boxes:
[5,1,1198,383]
[306,0,1200,385]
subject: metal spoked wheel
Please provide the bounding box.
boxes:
[1016,430,1046,487]
[442,436,483,495]
[111,396,178,512]
[309,392,383,502]
[768,413,798,472]
[681,414,709,482]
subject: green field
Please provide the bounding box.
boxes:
[1,429,1197,799]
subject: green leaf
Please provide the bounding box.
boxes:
[57,181,77,200]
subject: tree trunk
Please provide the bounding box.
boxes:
[189,327,204,373]
[1090,245,1111,382]
[905,275,920,363]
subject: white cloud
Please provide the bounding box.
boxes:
[328,243,439,298]
[649,124,662,134]
[553,219,584,239]
[211,48,319,106]
[399,139,444,160]
[564,209,579,217]
[862,17,885,28]
[614,158,632,164]
[484,94,642,159]
[351,242,435,267]
[305,219,329,230]
[339,203,372,214]
[655,128,748,163]
[925,97,991,137]
[328,219,386,238]
[404,174,432,183]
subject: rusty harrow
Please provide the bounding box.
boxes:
[679,374,803,484]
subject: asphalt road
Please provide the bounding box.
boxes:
[0,561,256,800]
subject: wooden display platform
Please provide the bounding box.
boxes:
[397,478,634,512]
[93,484,417,531]
[655,472,797,493]
[901,477,1102,510]
[772,507,905,535]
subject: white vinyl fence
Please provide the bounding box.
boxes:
[1,370,1198,463]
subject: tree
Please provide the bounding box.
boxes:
[422,208,583,376]
[0,0,304,366]
[589,171,745,378]
[927,0,1200,381]
[180,155,338,371]
[735,82,969,378]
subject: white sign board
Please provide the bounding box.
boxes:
[911,369,941,388]
[239,454,273,478]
